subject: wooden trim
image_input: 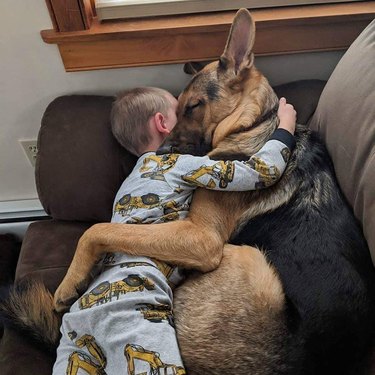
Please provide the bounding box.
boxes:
[79,0,94,29]
[47,0,86,31]
[44,0,59,31]
[41,2,375,71]
[90,0,97,16]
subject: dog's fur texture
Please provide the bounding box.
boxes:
[0,280,61,351]
[1,9,375,375]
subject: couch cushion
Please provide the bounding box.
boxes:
[309,20,375,265]
[274,80,326,125]
[37,95,137,222]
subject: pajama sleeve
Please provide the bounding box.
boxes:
[177,129,294,191]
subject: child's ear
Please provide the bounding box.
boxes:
[154,112,170,134]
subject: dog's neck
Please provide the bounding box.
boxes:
[209,83,279,161]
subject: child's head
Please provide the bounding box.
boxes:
[111,87,178,156]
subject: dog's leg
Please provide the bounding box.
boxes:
[54,190,243,312]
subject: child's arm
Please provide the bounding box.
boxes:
[178,98,296,191]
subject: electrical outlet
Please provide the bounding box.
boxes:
[20,140,38,167]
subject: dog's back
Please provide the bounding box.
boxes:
[159,8,375,373]
[233,127,375,374]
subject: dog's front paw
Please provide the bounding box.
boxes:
[54,278,87,313]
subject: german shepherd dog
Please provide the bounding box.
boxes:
[2,9,375,375]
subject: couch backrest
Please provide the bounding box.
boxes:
[36,80,325,224]
[36,95,137,222]
[310,20,375,264]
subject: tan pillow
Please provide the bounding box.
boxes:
[309,20,375,264]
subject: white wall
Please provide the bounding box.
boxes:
[0,0,344,206]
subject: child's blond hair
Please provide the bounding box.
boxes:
[111,87,172,156]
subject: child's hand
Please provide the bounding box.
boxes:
[277,97,296,135]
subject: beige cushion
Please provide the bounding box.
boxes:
[309,20,375,265]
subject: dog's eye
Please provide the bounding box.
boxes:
[184,100,203,116]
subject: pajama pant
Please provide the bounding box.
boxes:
[53,255,185,375]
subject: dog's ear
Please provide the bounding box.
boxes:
[220,9,255,75]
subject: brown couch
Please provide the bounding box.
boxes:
[1,19,374,375]
[0,80,323,374]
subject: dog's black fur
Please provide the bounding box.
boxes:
[232,125,375,375]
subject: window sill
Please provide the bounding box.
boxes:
[41,2,375,71]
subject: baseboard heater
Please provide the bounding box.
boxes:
[0,199,49,240]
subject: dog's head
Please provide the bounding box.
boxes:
[159,9,278,158]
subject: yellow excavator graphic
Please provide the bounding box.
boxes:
[124,344,186,375]
[158,200,189,222]
[135,303,174,325]
[246,156,281,188]
[115,194,188,223]
[79,275,155,310]
[67,334,107,375]
[181,160,235,189]
[139,154,180,181]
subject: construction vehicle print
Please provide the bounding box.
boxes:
[114,194,188,223]
[124,344,186,375]
[182,160,234,189]
[114,193,161,216]
[66,334,107,375]
[159,200,189,222]
[246,157,281,188]
[140,154,180,182]
[119,261,159,269]
[135,303,174,325]
[79,275,155,310]
[102,257,177,286]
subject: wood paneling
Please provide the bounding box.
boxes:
[47,0,86,31]
[41,2,375,71]
[79,0,94,29]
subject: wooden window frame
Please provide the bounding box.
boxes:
[41,1,375,71]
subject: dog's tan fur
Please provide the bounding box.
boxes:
[14,9,292,373]
[1,281,60,348]
[53,10,286,311]
[174,245,288,374]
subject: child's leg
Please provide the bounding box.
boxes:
[54,263,185,374]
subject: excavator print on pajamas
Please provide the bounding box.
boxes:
[67,334,107,375]
[124,344,186,375]
[181,160,235,189]
[139,154,180,182]
[79,275,155,310]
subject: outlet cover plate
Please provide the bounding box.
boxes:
[20,140,38,167]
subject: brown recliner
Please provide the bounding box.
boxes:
[0,80,326,374]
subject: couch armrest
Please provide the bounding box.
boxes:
[16,219,92,292]
[0,328,54,375]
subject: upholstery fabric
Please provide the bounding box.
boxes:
[0,81,327,375]
[15,220,92,291]
[37,95,137,223]
[0,328,55,375]
[273,80,326,125]
[309,20,375,265]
